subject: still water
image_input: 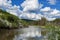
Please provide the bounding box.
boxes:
[0,26,48,40]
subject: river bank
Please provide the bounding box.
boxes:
[0,25,60,40]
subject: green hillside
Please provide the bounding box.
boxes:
[0,9,21,29]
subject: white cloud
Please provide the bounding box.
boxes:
[0,0,21,16]
[8,5,20,10]
[40,7,60,21]
[0,0,12,9]
[19,0,42,20]
[50,9,60,14]
[21,0,39,11]
[0,0,60,21]
[40,7,51,12]
[0,0,42,20]
[19,12,42,20]
[46,17,56,21]
[6,5,21,16]
[47,0,56,5]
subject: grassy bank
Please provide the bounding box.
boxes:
[0,9,21,29]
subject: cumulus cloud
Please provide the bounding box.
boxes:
[0,0,12,9]
[19,12,42,20]
[45,17,56,21]
[0,0,60,21]
[40,7,51,12]
[50,9,60,14]
[19,0,42,20]
[47,0,56,5]
[40,7,60,21]
[6,5,21,16]
[0,0,22,17]
[21,0,39,11]
[40,7,60,15]
[0,0,42,20]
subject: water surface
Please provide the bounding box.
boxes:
[0,26,48,40]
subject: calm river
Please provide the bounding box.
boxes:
[0,26,49,40]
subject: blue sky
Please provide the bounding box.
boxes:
[12,0,24,6]
[11,0,60,10]
[0,0,60,21]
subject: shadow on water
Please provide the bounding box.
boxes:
[0,29,18,40]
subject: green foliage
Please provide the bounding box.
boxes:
[44,23,60,40]
[0,9,20,28]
